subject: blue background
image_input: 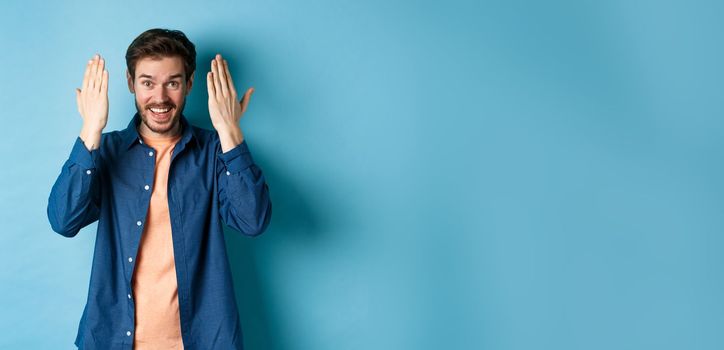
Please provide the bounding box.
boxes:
[1,0,723,349]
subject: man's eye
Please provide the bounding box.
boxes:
[142,81,152,87]
[169,81,179,87]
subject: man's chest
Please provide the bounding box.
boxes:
[100,148,215,205]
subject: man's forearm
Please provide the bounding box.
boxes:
[47,136,102,237]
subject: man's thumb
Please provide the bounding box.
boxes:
[76,88,82,114]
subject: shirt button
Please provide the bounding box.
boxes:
[128,293,132,299]
[226,171,231,176]
[148,151,154,156]
[127,331,132,336]
[128,257,133,262]
[139,139,143,144]
[144,185,150,191]
[86,170,92,175]
[136,221,142,226]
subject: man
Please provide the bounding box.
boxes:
[47,28,272,349]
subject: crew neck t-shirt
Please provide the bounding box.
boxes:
[132,131,184,349]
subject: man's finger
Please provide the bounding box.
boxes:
[96,57,105,93]
[82,59,92,91]
[216,56,229,98]
[207,71,215,97]
[89,55,99,90]
[224,60,237,98]
[100,69,109,94]
[211,59,222,98]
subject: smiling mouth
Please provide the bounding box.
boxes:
[148,106,173,120]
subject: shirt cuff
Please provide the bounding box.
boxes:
[69,136,98,169]
[218,140,255,173]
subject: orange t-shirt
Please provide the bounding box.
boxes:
[131,132,184,349]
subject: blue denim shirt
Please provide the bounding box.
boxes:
[47,112,272,349]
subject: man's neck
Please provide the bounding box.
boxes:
[138,120,182,140]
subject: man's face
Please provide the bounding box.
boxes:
[127,56,193,136]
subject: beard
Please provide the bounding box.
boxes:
[135,98,186,135]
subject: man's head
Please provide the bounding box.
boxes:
[125,28,196,137]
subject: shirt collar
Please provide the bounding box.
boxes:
[121,111,198,150]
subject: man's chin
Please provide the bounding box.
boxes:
[141,112,181,135]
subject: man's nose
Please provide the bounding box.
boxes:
[152,85,169,101]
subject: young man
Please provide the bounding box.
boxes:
[47,28,272,349]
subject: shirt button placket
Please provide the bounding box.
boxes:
[127,293,133,340]
[130,163,146,340]
[130,220,141,263]
[129,221,138,261]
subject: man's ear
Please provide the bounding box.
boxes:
[126,70,135,94]
[185,71,194,96]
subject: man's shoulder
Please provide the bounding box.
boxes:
[190,124,218,141]
[99,129,123,142]
[96,129,126,154]
[189,125,222,151]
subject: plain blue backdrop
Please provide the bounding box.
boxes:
[1,0,723,349]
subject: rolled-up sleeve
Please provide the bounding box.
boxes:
[47,136,102,237]
[216,140,272,237]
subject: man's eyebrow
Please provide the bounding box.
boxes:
[138,73,184,80]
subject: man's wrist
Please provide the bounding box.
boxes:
[217,124,245,153]
[80,125,103,151]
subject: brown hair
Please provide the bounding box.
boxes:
[125,28,196,83]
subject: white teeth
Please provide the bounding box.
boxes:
[150,108,170,113]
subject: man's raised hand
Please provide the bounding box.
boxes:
[207,54,254,131]
[77,54,109,150]
[207,53,253,152]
